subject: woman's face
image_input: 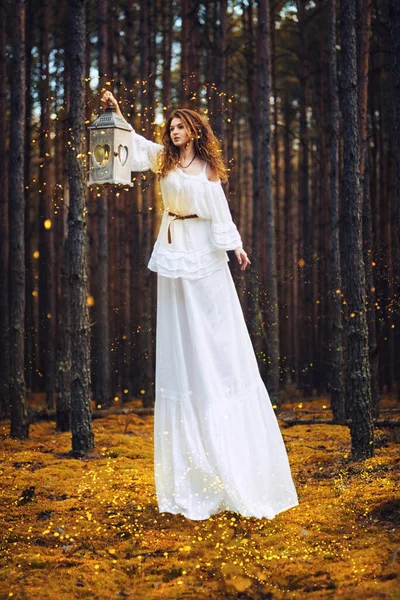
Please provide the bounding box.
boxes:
[169,117,190,147]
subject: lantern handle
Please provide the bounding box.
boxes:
[105,100,116,112]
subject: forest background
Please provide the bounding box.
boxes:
[0,0,400,597]
[1,0,400,435]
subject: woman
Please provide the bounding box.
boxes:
[101,91,299,521]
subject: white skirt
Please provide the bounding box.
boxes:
[154,262,299,520]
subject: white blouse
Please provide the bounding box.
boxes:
[130,126,243,279]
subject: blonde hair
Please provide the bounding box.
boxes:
[157,108,228,183]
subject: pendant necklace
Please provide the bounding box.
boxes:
[179,152,196,169]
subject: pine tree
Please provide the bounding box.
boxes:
[340,0,374,459]
[9,0,29,439]
[66,0,94,456]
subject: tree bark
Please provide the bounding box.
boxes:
[38,0,56,410]
[296,0,313,397]
[24,0,36,396]
[55,235,71,431]
[55,13,72,431]
[340,0,373,459]
[161,0,173,110]
[66,0,94,456]
[244,0,261,357]
[327,0,345,423]
[0,0,9,418]
[258,0,279,403]
[388,0,400,402]
[389,0,400,244]
[93,0,112,407]
[9,0,29,439]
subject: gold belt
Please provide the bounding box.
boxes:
[167,211,199,244]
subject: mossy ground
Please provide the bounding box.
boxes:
[0,395,399,600]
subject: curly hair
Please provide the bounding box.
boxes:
[157,108,228,183]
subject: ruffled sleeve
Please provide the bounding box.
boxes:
[203,181,243,251]
[128,124,164,173]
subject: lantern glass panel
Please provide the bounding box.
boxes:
[94,143,111,166]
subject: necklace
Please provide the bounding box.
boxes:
[178,153,196,169]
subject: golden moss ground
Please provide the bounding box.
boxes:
[0,398,399,600]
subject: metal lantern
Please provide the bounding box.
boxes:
[87,102,133,187]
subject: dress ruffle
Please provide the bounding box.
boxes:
[148,240,229,279]
[210,221,243,250]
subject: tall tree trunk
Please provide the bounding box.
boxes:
[55,16,72,431]
[258,0,279,403]
[56,235,71,431]
[66,0,94,456]
[181,0,190,106]
[271,5,284,387]
[94,0,112,407]
[161,0,173,110]
[283,94,297,385]
[296,0,312,397]
[24,0,35,396]
[9,0,29,439]
[357,0,378,414]
[38,0,56,409]
[363,152,379,416]
[139,0,155,408]
[245,0,264,377]
[215,0,227,154]
[388,0,400,402]
[389,0,400,245]
[340,0,373,459]
[327,0,345,423]
[0,0,9,418]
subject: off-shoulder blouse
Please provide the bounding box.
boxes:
[130,126,243,279]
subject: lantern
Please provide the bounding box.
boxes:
[87,102,133,187]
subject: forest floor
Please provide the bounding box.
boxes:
[0,394,399,600]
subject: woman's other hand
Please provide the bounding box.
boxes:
[100,90,118,109]
[234,247,251,271]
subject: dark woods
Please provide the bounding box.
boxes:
[0,0,399,459]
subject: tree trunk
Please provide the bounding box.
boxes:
[181,0,190,106]
[93,0,112,407]
[271,5,284,387]
[38,0,56,409]
[258,0,279,403]
[340,0,373,459]
[327,0,345,423]
[55,16,72,430]
[389,0,400,244]
[24,0,36,396]
[9,0,29,439]
[296,0,313,397]
[55,234,71,431]
[244,0,262,368]
[388,0,400,402]
[283,94,298,385]
[139,0,155,408]
[356,0,378,414]
[66,0,94,456]
[215,0,227,153]
[0,0,9,419]
[161,0,173,110]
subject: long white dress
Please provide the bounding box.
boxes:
[130,126,299,520]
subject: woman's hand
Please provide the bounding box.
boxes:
[100,90,119,109]
[234,247,251,271]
